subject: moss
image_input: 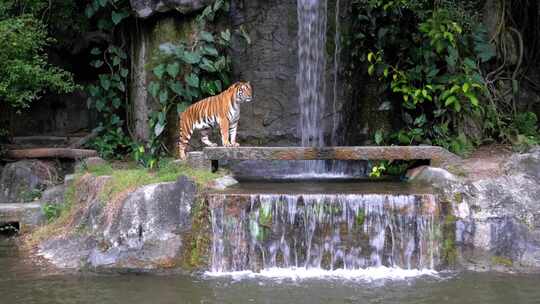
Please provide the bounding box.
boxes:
[84,159,222,205]
[491,255,513,267]
[446,164,468,177]
[453,192,463,204]
[441,213,457,267]
[179,196,212,270]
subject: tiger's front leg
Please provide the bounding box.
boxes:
[229,122,240,147]
[219,119,232,147]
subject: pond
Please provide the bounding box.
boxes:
[2,238,540,304]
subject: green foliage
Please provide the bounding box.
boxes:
[369,160,410,178]
[43,203,63,223]
[351,0,532,154]
[0,14,77,109]
[84,0,134,159]
[139,1,234,167]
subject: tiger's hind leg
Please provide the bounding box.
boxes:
[200,128,218,147]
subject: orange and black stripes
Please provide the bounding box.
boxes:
[177,82,252,160]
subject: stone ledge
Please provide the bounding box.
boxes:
[203,146,461,168]
[0,203,44,233]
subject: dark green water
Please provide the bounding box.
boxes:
[2,238,540,304]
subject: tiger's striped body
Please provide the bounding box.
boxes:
[177,82,253,160]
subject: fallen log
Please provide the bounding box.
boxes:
[5,148,98,159]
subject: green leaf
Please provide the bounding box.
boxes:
[99,75,111,90]
[90,48,101,55]
[220,29,231,42]
[374,130,383,145]
[153,64,166,79]
[99,0,108,7]
[444,95,457,107]
[200,31,214,42]
[182,51,201,64]
[199,58,216,72]
[148,82,160,98]
[91,60,104,68]
[120,68,129,78]
[177,102,189,113]
[186,73,200,87]
[111,11,129,25]
[166,63,180,78]
[368,65,375,76]
[462,83,470,93]
[169,82,184,95]
[154,122,165,137]
[159,90,169,104]
[85,6,95,18]
[203,45,219,57]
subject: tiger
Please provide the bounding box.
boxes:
[177,81,253,160]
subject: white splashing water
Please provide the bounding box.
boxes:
[205,267,438,281]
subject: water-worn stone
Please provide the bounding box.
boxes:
[416,148,540,272]
[130,0,213,18]
[38,175,197,271]
[208,175,238,190]
[0,160,59,204]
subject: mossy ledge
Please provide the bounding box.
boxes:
[25,160,223,272]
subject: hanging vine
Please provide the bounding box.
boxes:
[84,0,133,159]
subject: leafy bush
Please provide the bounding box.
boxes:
[349,0,537,154]
[0,15,76,109]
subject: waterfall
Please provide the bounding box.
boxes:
[208,193,441,274]
[297,0,329,174]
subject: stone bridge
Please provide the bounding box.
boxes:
[199,146,462,172]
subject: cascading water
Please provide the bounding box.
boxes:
[208,192,442,277]
[297,0,329,174]
[295,0,366,178]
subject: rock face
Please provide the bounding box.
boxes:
[130,0,213,18]
[38,174,197,270]
[410,148,540,272]
[0,160,59,204]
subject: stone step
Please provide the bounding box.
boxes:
[0,203,45,233]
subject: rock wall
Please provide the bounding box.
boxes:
[129,0,351,146]
[229,0,350,145]
[410,148,540,272]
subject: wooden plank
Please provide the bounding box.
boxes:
[203,146,461,167]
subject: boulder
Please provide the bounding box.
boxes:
[0,160,59,204]
[130,0,213,18]
[38,175,197,270]
[416,148,540,272]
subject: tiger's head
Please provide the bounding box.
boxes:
[234,82,253,104]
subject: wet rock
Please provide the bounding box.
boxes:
[0,160,59,204]
[38,175,197,271]
[130,0,213,18]
[208,175,238,190]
